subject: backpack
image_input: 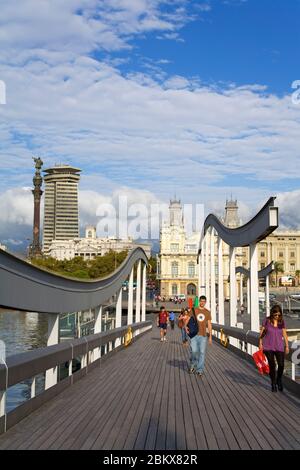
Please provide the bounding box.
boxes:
[187,314,198,338]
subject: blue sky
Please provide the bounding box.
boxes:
[0,0,299,246]
[113,0,300,95]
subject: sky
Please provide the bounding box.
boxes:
[0,0,300,249]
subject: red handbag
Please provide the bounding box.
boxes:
[252,350,270,375]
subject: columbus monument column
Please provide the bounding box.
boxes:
[30,157,43,257]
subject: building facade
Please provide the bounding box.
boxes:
[43,165,81,253]
[241,231,300,286]
[221,199,300,289]
[48,226,152,260]
[157,199,200,298]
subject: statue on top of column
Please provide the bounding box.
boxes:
[33,156,43,172]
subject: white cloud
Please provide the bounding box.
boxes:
[0,0,299,245]
[276,190,300,230]
[0,0,191,58]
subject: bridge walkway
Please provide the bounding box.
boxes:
[0,326,299,450]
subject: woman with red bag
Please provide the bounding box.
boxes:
[258,305,289,392]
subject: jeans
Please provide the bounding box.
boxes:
[181,328,188,343]
[190,335,208,373]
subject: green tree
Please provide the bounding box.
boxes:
[295,270,300,287]
[274,261,284,287]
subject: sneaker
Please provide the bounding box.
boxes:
[164,337,167,342]
[196,371,203,377]
[188,367,195,374]
[160,338,164,342]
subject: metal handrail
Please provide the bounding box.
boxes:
[0,321,151,391]
[212,323,297,363]
[0,247,148,313]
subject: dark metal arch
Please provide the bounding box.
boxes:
[235,261,275,279]
[0,248,148,314]
[201,197,278,248]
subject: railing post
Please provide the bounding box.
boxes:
[0,390,5,419]
[115,288,122,347]
[266,274,270,316]
[201,238,205,296]
[128,267,134,325]
[31,377,36,399]
[94,306,102,360]
[142,262,147,322]
[205,232,210,309]
[45,313,59,390]
[218,236,224,325]
[229,246,237,328]
[292,362,296,382]
[247,276,251,314]
[240,274,243,304]
[250,243,260,333]
[210,228,216,322]
[135,260,141,323]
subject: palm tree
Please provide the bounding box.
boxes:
[274,261,284,287]
[295,270,300,287]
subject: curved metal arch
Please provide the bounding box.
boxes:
[235,261,275,279]
[0,247,148,314]
[200,197,278,248]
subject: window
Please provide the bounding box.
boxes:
[88,231,93,238]
[171,262,179,277]
[260,252,266,258]
[188,262,195,277]
[290,252,295,258]
[172,284,178,295]
[171,243,179,253]
[290,264,295,272]
[279,252,284,258]
[260,263,266,270]
[185,244,197,253]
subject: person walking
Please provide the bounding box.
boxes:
[240,304,245,316]
[178,308,189,345]
[169,311,175,330]
[157,306,169,342]
[259,304,289,392]
[184,295,212,376]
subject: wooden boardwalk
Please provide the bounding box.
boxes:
[0,326,300,450]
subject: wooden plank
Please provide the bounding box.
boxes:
[132,335,170,450]
[179,341,209,450]
[173,339,187,450]
[79,338,155,450]
[60,340,155,450]
[212,344,299,450]
[165,330,177,450]
[30,346,139,450]
[204,347,265,450]
[100,338,162,450]
[143,336,169,450]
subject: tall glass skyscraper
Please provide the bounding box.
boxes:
[42,165,81,253]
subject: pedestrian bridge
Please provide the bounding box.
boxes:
[0,197,300,450]
[0,325,299,450]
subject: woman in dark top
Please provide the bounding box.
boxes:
[259,305,289,392]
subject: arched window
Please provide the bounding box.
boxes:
[172,284,178,295]
[187,283,196,296]
[171,262,179,277]
[188,262,195,278]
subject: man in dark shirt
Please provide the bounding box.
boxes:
[157,306,169,342]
